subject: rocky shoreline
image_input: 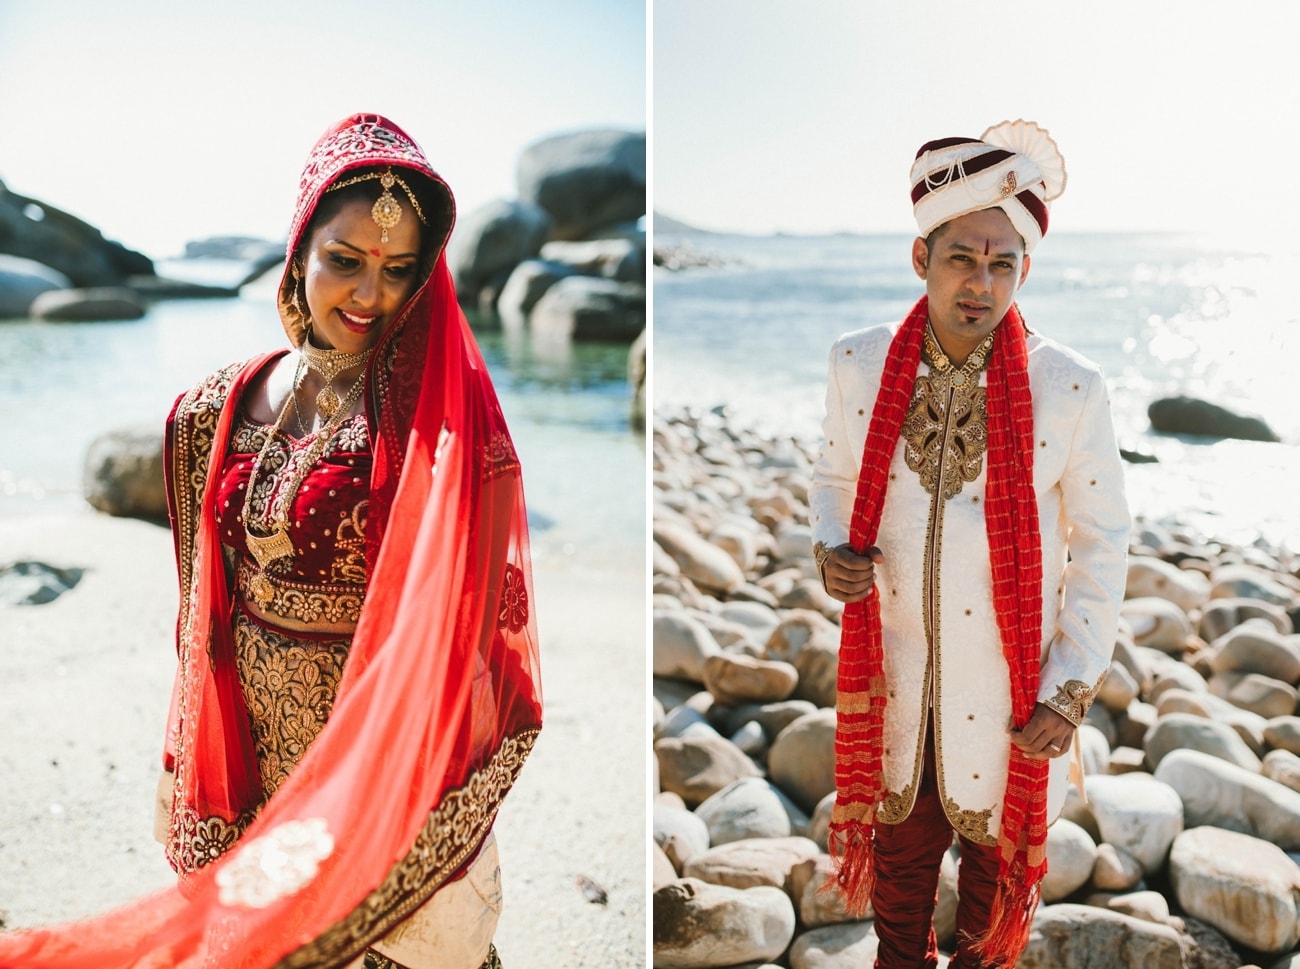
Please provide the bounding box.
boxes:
[652,406,1300,969]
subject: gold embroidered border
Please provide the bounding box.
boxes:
[876,784,916,824]
[1044,677,1100,726]
[943,795,996,846]
[274,727,539,969]
[235,559,365,632]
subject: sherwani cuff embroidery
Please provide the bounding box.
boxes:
[1042,675,1104,726]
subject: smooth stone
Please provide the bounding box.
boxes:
[654,520,746,594]
[1266,716,1300,755]
[1143,711,1262,772]
[1042,818,1097,902]
[0,561,84,606]
[709,521,760,574]
[654,842,678,888]
[773,522,815,565]
[1154,688,1215,719]
[654,542,681,578]
[653,611,722,684]
[695,778,807,845]
[1083,702,1118,748]
[83,426,166,519]
[1126,556,1210,613]
[807,792,835,852]
[1092,843,1145,891]
[788,921,881,969]
[1154,748,1300,848]
[934,845,960,949]
[31,286,144,321]
[682,836,821,893]
[793,854,859,928]
[1147,395,1279,443]
[516,129,645,240]
[1106,889,1170,924]
[1264,749,1300,795]
[538,237,643,282]
[1200,598,1293,642]
[1147,657,1211,704]
[529,275,645,341]
[1181,916,1247,969]
[1107,747,1148,774]
[717,599,780,642]
[777,578,843,622]
[768,709,837,813]
[1169,825,1300,952]
[1121,596,1194,654]
[1018,903,1185,969]
[1084,773,1184,875]
[1114,700,1157,749]
[495,258,573,330]
[1078,723,1111,776]
[445,198,549,297]
[653,878,796,969]
[1096,661,1140,713]
[1207,621,1300,683]
[655,733,762,808]
[656,703,719,741]
[1209,564,1297,607]
[721,700,819,742]
[730,720,768,756]
[702,653,799,706]
[654,800,711,871]
[654,675,704,713]
[791,636,839,710]
[0,252,68,316]
[764,609,840,665]
[1218,671,1298,719]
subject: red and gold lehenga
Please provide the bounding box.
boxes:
[0,115,542,969]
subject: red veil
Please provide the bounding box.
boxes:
[0,114,543,967]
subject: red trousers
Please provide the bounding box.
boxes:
[871,723,1002,969]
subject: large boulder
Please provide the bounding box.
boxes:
[31,286,145,322]
[682,836,820,893]
[516,129,646,240]
[655,733,762,807]
[653,878,796,969]
[767,709,836,812]
[83,426,166,519]
[1155,747,1300,847]
[0,253,69,317]
[1169,825,1300,953]
[1143,711,1261,772]
[1084,773,1183,875]
[495,258,574,330]
[529,275,645,342]
[1148,395,1279,442]
[445,199,549,301]
[1017,904,1185,969]
[539,237,644,282]
[0,180,153,286]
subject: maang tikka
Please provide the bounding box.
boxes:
[324,166,429,243]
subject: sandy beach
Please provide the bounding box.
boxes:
[0,508,646,967]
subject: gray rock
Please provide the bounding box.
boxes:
[1169,825,1300,952]
[1085,773,1183,875]
[1148,395,1279,443]
[1216,671,1298,719]
[682,836,820,892]
[695,778,805,845]
[653,878,796,969]
[0,253,68,317]
[1092,843,1145,891]
[495,258,573,330]
[516,129,645,240]
[765,609,840,665]
[1126,556,1210,612]
[1267,716,1300,755]
[1155,748,1300,848]
[1207,620,1300,682]
[1042,818,1097,902]
[807,791,835,851]
[0,561,84,606]
[83,426,166,518]
[1106,889,1170,923]
[717,600,781,643]
[730,720,767,756]
[721,699,819,742]
[1121,596,1194,653]
[792,854,860,928]
[539,237,644,282]
[1180,916,1246,969]
[1200,598,1293,642]
[445,199,549,299]
[530,275,645,342]
[654,799,711,871]
[1264,749,1300,795]
[653,610,721,682]
[1210,564,1297,606]
[655,733,762,807]
[788,921,879,969]
[1097,661,1140,713]
[791,636,840,709]
[1144,711,1262,772]
[767,709,836,813]
[1017,903,1185,969]
[32,286,144,322]
[655,521,747,594]
[656,703,718,742]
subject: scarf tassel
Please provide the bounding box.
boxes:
[968,872,1042,968]
[824,823,877,918]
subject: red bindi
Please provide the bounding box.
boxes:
[983,239,990,256]
[369,248,381,257]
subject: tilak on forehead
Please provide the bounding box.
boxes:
[910,119,1067,254]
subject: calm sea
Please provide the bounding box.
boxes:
[654,232,1300,548]
[0,261,644,564]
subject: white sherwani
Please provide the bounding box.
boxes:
[809,321,1129,844]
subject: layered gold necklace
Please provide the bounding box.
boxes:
[240,351,371,608]
[300,334,370,419]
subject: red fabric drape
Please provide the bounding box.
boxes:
[0,114,542,968]
[827,296,1046,968]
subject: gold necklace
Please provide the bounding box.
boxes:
[240,355,369,608]
[923,323,996,389]
[301,331,370,419]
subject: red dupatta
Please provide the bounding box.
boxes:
[0,114,542,967]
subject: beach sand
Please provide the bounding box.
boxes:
[0,509,646,967]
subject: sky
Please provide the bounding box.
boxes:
[0,0,646,258]
[654,0,1300,240]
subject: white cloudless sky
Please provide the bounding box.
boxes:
[0,0,646,257]
[654,0,1300,240]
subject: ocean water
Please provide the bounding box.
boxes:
[0,262,644,564]
[654,232,1300,548]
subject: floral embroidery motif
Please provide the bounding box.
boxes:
[167,802,257,874]
[483,432,521,481]
[217,818,335,909]
[876,785,916,824]
[1044,678,1099,726]
[233,611,351,797]
[902,373,988,500]
[943,796,997,846]
[498,563,529,633]
[332,500,368,585]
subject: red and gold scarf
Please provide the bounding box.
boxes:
[828,295,1046,967]
[0,115,543,967]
